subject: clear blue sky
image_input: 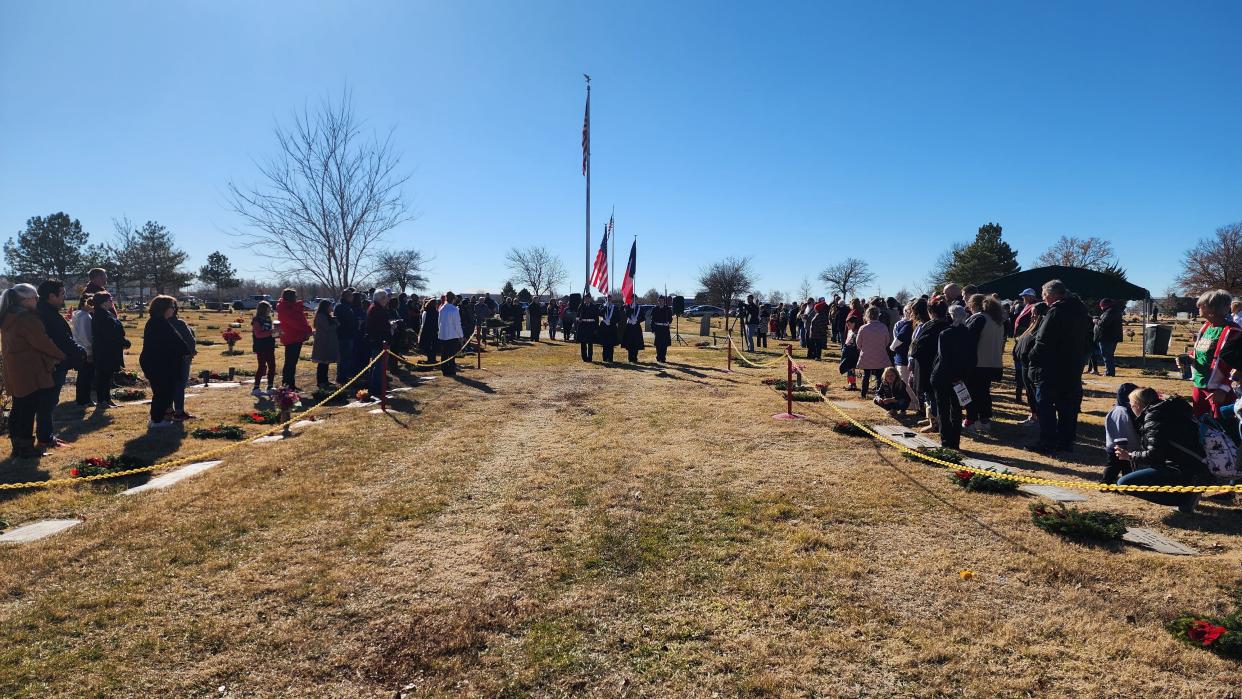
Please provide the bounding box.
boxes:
[2,1,1239,299]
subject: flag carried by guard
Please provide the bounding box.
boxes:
[620,239,636,305]
[590,216,611,294]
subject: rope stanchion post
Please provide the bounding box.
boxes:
[773,343,805,420]
[381,341,390,412]
[476,328,482,370]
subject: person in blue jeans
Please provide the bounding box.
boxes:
[1026,281,1091,454]
[1113,387,1209,513]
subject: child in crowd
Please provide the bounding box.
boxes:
[251,301,276,396]
[873,366,911,415]
[1103,382,1140,483]
[842,316,861,391]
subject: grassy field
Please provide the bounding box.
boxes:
[1,311,1240,697]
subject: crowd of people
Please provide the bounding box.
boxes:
[2,268,1237,514]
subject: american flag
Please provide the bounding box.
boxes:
[581,90,590,176]
[590,216,611,294]
[620,239,636,305]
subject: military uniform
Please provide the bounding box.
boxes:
[577,300,599,362]
[651,304,673,362]
[621,304,645,363]
[598,302,620,362]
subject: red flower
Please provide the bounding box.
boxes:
[70,468,80,477]
[1188,620,1228,647]
[954,470,973,481]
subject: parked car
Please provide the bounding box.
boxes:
[686,305,724,317]
[231,294,274,311]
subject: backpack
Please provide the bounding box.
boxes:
[1198,417,1238,479]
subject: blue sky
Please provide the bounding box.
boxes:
[2,1,1239,299]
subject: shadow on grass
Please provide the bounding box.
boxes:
[1161,503,1242,535]
[449,375,495,394]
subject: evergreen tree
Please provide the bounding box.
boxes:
[4,212,89,283]
[517,288,532,303]
[928,222,1020,289]
[501,280,517,298]
[198,251,240,310]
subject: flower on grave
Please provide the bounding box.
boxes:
[69,468,80,477]
[1188,620,1228,647]
[272,387,301,410]
[815,383,828,394]
[959,570,974,581]
[954,470,974,483]
[356,389,370,401]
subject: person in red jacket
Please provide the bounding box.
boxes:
[275,288,312,390]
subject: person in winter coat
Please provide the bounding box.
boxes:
[251,301,277,396]
[1094,298,1124,377]
[1027,280,1091,454]
[528,299,544,342]
[1013,302,1049,425]
[962,294,1006,435]
[1114,388,1211,513]
[598,296,621,362]
[1103,382,1141,484]
[35,280,85,447]
[1,283,65,457]
[275,289,312,390]
[311,300,340,388]
[169,306,198,421]
[1011,288,1040,403]
[855,307,892,398]
[90,292,128,410]
[366,290,393,396]
[910,298,952,433]
[832,299,849,346]
[334,288,358,385]
[930,305,977,449]
[807,299,831,360]
[71,294,96,406]
[459,298,476,348]
[874,366,911,415]
[418,298,439,361]
[139,296,191,429]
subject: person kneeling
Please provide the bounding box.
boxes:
[1113,387,1210,513]
[873,367,911,416]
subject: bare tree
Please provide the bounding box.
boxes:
[504,246,567,298]
[375,248,430,294]
[1176,222,1242,295]
[796,276,814,302]
[698,256,755,334]
[227,90,412,293]
[766,290,785,305]
[819,257,876,299]
[1035,235,1116,270]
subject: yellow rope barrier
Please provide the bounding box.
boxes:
[385,329,480,369]
[0,351,386,491]
[811,396,1242,494]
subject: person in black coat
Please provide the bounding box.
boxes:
[459,299,476,348]
[598,297,620,362]
[1114,388,1210,512]
[930,306,977,449]
[622,302,645,362]
[577,294,599,362]
[1095,298,1125,377]
[909,298,952,433]
[417,299,439,361]
[1027,280,1092,454]
[651,297,673,363]
[528,300,544,342]
[90,292,129,409]
[139,295,190,427]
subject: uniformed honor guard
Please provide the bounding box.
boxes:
[577,294,599,362]
[651,295,673,363]
[599,296,620,362]
[622,301,645,363]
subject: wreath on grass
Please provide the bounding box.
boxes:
[1030,503,1127,541]
[790,392,823,402]
[111,388,146,401]
[234,368,256,378]
[694,341,711,348]
[241,410,280,425]
[69,454,147,478]
[113,370,143,387]
[950,469,1019,493]
[1167,616,1239,659]
[191,424,245,440]
[199,370,227,383]
[904,446,963,465]
[832,421,871,438]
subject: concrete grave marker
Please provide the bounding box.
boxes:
[252,434,284,444]
[121,460,223,495]
[0,519,83,544]
[871,424,939,449]
[203,382,242,390]
[1122,527,1199,556]
[289,420,321,430]
[831,400,865,410]
[962,458,1014,474]
[1019,484,1090,502]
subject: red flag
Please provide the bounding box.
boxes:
[620,239,636,305]
[581,90,590,176]
[590,219,610,294]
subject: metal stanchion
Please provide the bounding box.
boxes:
[381,341,390,412]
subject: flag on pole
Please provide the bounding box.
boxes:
[620,239,636,305]
[590,218,611,294]
[581,90,590,176]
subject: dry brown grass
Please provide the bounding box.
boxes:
[1,317,1240,697]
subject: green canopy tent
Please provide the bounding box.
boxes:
[977,265,1154,366]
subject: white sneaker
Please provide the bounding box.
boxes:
[148,420,174,430]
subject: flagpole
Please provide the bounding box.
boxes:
[610,207,615,299]
[584,75,591,295]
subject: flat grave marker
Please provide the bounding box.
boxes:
[1122,527,1199,556]
[1019,484,1090,502]
[121,460,224,495]
[871,424,939,449]
[0,519,83,544]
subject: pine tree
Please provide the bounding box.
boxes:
[501,280,517,298]
[929,222,1020,288]
[198,251,240,310]
[4,212,89,283]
